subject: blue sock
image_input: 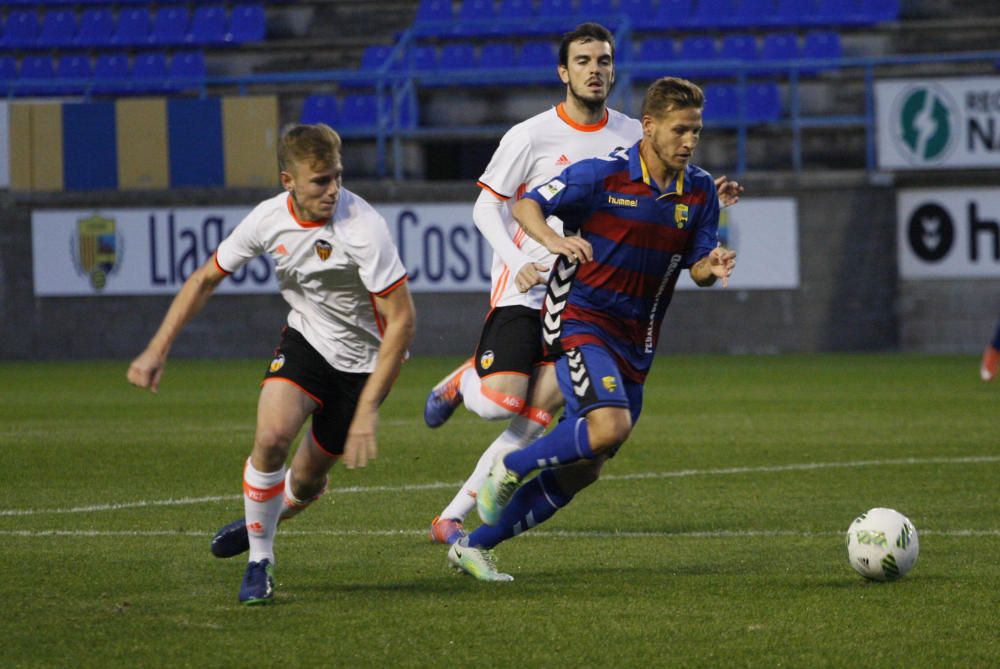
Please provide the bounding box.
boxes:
[466,470,573,549]
[992,317,1000,349]
[504,417,593,479]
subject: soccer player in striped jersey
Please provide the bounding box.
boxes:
[127,124,416,603]
[448,77,736,581]
[424,24,742,546]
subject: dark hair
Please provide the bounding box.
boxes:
[641,77,705,118]
[277,123,342,173]
[558,22,615,67]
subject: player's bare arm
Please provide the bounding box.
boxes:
[512,198,593,264]
[690,246,737,288]
[342,282,416,469]
[126,258,228,393]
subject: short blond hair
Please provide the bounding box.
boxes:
[641,77,705,119]
[277,123,342,173]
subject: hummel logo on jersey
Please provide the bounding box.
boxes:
[567,349,590,397]
[608,194,638,207]
[555,154,570,166]
[542,258,577,346]
[315,239,332,261]
[275,244,290,256]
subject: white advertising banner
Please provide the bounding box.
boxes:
[898,188,1000,279]
[32,198,799,296]
[876,77,1000,170]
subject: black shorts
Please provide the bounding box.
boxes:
[474,305,545,378]
[263,327,369,456]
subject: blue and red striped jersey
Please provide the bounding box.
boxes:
[523,141,720,382]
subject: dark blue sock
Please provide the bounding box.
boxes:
[992,317,1000,349]
[466,470,573,549]
[504,416,593,479]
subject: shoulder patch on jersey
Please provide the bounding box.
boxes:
[539,179,566,201]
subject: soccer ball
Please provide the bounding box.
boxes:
[845,507,919,581]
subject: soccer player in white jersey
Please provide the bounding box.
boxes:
[127,124,416,605]
[423,23,742,545]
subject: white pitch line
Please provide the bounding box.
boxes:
[1,528,999,540]
[2,454,998,518]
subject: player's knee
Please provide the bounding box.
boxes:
[586,412,632,454]
[555,457,606,494]
[474,399,522,421]
[254,425,297,459]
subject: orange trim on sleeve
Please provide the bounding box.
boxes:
[490,267,509,307]
[213,251,232,275]
[369,293,386,337]
[477,180,512,201]
[555,102,609,132]
[373,273,408,297]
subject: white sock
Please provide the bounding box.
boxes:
[460,369,524,421]
[243,458,286,564]
[280,469,326,522]
[439,412,548,521]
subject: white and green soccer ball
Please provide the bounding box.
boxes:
[846,508,919,581]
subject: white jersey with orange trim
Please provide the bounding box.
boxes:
[476,102,641,310]
[215,189,408,374]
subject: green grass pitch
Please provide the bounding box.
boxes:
[1,354,997,667]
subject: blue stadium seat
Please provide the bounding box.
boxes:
[536,0,576,34]
[746,82,781,121]
[759,32,799,72]
[114,8,151,47]
[410,44,438,71]
[360,45,393,71]
[641,0,692,30]
[5,10,41,49]
[300,94,340,125]
[0,57,17,96]
[518,41,554,67]
[93,53,132,94]
[439,42,478,70]
[151,6,190,46]
[634,38,674,82]
[479,41,516,69]
[576,0,620,25]
[494,0,535,34]
[190,5,227,45]
[413,0,455,37]
[689,0,738,29]
[56,54,93,95]
[340,93,378,129]
[170,51,206,82]
[20,55,56,96]
[37,9,77,48]
[76,8,115,47]
[679,36,718,73]
[620,0,655,27]
[133,52,171,93]
[455,0,498,38]
[720,34,758,62]
[227,4,266,44]
[702,83,738,123]
[772,0,815,27]
[868,0,900,23]
[735,0,778,28]
[802,30,842,66]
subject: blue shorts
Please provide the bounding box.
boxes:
[556,343,644,424]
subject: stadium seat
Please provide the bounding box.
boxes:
[439,42,478,70]
[576,0,619,25]
[413,0,455,37]
[759,32,800,73]
[0,57,16,96]
[619,0,655,27]
[639,0,693,30]
[702,83,738,123]
[37,9,77,48]
[190,5,227,45]
[300,94,340,125]
[114,8,151,47]
[76,8,115,47]
[5,10,41,49]
[746,82,782,121]
[20,55,56,96]
[735,0,778,28]
[494,0,535,34]
[518,41,555,68]
[772,0,814,27]
[479,41,517,69]
[869,0,900,23]
[151,6,190,46]
[133,52,171,93]
[678,36,718,77]
[340,93,379,129]
[227,4,266,44]
[536,0,576,33]
[720,34,758,62]
[93,53,132,94]
[410,44,438,71]
[639,37,675,63]
[689,0,738,29]
[360,45,393,71]
[455,0,499,38]
[170,51,206,83]
[56,55,93,95]
[802,30,842,72]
